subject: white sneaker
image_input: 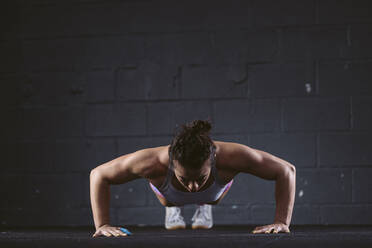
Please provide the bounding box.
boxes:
[165,206,186,230]
[191,204,213,229]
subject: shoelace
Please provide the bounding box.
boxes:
[191,205,211,222]
[168,208,184,223]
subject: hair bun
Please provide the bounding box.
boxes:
[187,119,212,135]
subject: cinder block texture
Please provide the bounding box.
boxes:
[148,101,212,135]
[319,133,372,166]
[296,169,352,204]
[281,27,348,60]
[250,133,317,168]
[249,63,314,97]
[319,0,372,24]
[352,97,372,130]
[85,103,147,136]
[214,99,281,133]
[2,0,372,227]
[319,61,372,96]
[283,97,350,131]
[352,169,372,203]
[321,205,372,225]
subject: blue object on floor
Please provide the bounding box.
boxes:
[119,227,132,235]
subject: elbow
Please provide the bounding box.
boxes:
[90,168,110,185]
[90,169,102,181]
[280,164,296,178]
[287,164,296,176]
[90,168,97,176]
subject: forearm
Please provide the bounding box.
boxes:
[273,167,296,226]
[90,170,111,230]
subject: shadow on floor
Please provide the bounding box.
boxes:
[1,225,372,248]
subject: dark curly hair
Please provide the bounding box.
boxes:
[169,119,215,170]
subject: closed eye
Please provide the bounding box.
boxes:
[180,176,206,182]
[199,176,206,181]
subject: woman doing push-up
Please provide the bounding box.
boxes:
[90,119,296,237]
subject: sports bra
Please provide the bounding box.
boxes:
[151,145,233,206]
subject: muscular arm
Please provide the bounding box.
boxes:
[221,142,296,228]
[89,148,160,230]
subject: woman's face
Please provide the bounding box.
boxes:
[173,158,212,192]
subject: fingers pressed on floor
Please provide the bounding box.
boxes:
[266,228,274,234]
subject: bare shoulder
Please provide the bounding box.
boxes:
[214,139,247,154]
[214,140,252,171]
[214,140,295,180]
[132,145,170,180]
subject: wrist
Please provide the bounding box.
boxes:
[274,220,288,226]
[97,223,110,229]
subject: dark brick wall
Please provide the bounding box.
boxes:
[1,0,372,227]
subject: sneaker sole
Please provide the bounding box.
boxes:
[165,225,186,230]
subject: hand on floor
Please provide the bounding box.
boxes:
[251,222,290,234]
[92,224,132,237]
